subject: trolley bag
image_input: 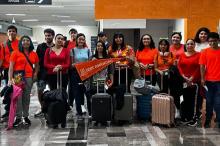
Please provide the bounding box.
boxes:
[114,66,133,123]
[136,66,156,120]
[152,70,175,127]
[44,71,68,128]
[91,79,112,123]
[151,93,175,127]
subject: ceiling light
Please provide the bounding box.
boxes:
[61,20,76,23]
[39,5,64,8]
[22,19,39,22]
[6,14,26,16]
[52,15,70,18]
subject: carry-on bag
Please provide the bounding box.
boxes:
[43,71,68,128]
[136,66,157,120]
[91,79,112,123]
[114,66,133,123]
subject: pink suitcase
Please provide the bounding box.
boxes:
[151,93,175,127]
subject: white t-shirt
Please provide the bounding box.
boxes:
[195,42,209,52]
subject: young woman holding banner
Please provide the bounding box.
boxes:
[70,33,92,119]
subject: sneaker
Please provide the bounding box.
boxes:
[181,118,191,125]
[34,110,44,118]
[24,117,31,125]
[187,120,198,127]
[13,118,23,127]
[81,105,87,114]
[175,109,181,119]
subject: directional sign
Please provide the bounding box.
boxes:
[0,0,52,5]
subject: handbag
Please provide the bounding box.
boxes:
[133,78,159,95]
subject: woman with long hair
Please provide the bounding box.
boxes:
[136,34,158,85]
[8,35,39,127]
[154,39,175,93]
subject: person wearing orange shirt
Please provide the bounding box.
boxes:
[170,32,185,60]
[178,39,201,126]
[199,32,220,128]
[8,36,39,127]
[108,32,135,92]
[0,25,19,119]
[154,39,175,93]
[136,34,158,85]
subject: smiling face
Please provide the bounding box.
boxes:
[55,34,64,46]
[114,36,123,45]
[199,31,208,43]
[186,39,195,52]
[22,37,31,50]
[77,35,86,47]
[208,38,219,49]
[142,35,151,47]
[96,42,104,53]
[171,34,181,45]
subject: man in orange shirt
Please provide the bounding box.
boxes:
[199,32,220,128]
[0,25,19,119]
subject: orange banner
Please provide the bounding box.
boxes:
[74,58,120,81]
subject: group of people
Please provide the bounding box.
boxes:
[0,25,220,129]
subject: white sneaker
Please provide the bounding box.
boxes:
[81,105,87,114]
[175,109,181,119]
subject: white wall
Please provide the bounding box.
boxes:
[173,19,185,43]
[32,26,98,48]
[140,20,173,47]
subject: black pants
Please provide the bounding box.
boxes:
[69,68,91,115]
[181,85,197,120]
[2,69,9,115]
[47,74,68,91]
[156,73,169,93]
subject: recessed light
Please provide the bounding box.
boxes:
[22,19,39,22]
[52,15,70,18]
[6,14,26,16]
[61,20,76,23]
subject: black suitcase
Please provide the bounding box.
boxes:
[44,71,67,128]
[91,79,112,123]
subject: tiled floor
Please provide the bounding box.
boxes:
[0,84,220,146]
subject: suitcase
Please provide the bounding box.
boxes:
[136,67,155,120]
[114,66,133,123]
[91,79,112,122]
[45,71,67,128]
[151,93,175,127]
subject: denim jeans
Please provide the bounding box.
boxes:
[205,81,220,124]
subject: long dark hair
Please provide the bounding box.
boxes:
[158,39,170,52]
[111,32,126,52]
[194,27,210,43]
[138,34,155,51]
[94,41,108,59]
[18,35,34,52]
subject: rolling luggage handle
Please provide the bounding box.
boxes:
[56,70,62,90]
[192,83,198,119]
[96,79,106,93]
[118,65,129,93]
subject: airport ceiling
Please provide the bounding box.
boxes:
[0,0,96,28]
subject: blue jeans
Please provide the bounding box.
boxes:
[205,81,220,124]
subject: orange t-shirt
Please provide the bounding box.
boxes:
[136,48,158,75]
[170,44,185,60]
[10,51,39,78]
[108,45,134,66]
[199,47,220,81]
[155,52,175,71]
[0,39,19,69]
